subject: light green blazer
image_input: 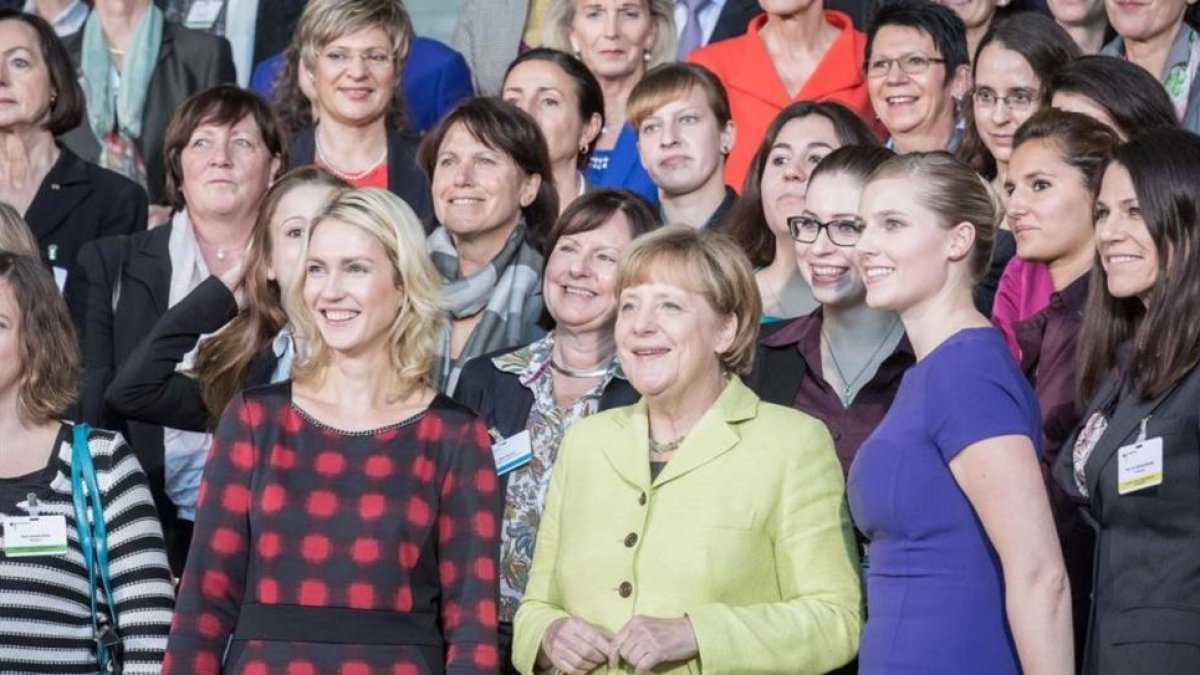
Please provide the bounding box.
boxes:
[513,377,862,674]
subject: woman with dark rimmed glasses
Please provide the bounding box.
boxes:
[746,144,914,479]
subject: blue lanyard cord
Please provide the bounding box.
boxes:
[71,423,121,671]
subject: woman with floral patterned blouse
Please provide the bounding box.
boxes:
[456,188,659,673]
[164,188,500,673]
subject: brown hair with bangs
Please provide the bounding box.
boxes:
[162,85,289,211]
[0,252,79,424]
[418,97,559,249]
[627,62,731,132]
[615,225,762,373]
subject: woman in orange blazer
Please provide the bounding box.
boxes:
[688,1,883,189]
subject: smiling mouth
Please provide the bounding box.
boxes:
[631,347,669,357]
[886,96,918,106]
[863,267,895,282]
[810,265,850,284]
[562,285,598,298]
[321,309,360,325]
[1104,254,1142,266]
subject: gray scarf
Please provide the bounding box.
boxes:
[428,224,544,394]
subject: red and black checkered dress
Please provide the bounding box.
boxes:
[163,382,500,674]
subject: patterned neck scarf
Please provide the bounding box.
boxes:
[427,224,544,394]
[80,5,164,189]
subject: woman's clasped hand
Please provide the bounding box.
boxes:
[540,615,699,675]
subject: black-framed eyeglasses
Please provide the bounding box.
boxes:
[865,54,946,79]
[971,87,1040,113]
[787,216,865,246]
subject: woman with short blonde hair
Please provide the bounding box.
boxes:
[514,225,862,674]
[166,188,499,673]
[0,203,39,257]
[275,0,432,218]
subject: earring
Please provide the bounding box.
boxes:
[720,145,729,155]
[49,92,57,106]
[643,51,651,63]
[579,142,589,155]
[574,50,582,60]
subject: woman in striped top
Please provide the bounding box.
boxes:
[0,252,175,674]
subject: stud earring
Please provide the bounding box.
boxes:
[643,51,651,63]
[579,142,589,155]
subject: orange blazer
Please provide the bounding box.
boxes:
[689,11,884,190]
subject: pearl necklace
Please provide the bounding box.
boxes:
[315,132,388,181]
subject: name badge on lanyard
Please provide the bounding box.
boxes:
[2,494,69,557]
[1117,416,1164,495]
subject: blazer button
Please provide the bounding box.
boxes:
[624,532,638,547]
[618,581,633,598]
[638,492,647,505]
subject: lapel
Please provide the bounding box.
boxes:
[1084,376,1182,499]
[712,0,762,43]
[124,225,172,316]
[605,125,642,191]
[24,147,91,241]
[602,399,653,490]
[290,128,316,168]
[655,378,758,487]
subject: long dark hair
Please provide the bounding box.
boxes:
[1078,129,1200,403]
[504,48,604,167]
[725,101,879,267]
[956,13,1081,179]
[1049,55,1178,140]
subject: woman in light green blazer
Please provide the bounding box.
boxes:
[514,226,863,674]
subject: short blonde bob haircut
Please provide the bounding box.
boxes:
[287,188,445,388]
[0,252,80,424]
[543,0,678,72]
[615,225,761,374]
[0,203,38,256]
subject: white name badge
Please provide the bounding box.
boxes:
[185,0,224,29]
[1117,436,1164,495]
[2,515,68,557]
[492,430,533,476]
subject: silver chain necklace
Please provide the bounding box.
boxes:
[822,317,902,403]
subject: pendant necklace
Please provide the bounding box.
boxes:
[823,317,901,403]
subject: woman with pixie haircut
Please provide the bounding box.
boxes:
[165,188,499,673]
[514,226,862,675]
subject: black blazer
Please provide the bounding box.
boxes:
[1053,360,1200,674]
[290,127,434,227]
[105,274,278,434]
[454,344,640,493]
[59,23,236,204]
[30,145,147,316]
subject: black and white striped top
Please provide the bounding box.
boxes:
[1,424,175,674]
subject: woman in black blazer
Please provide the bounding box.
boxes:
[0,11,147,300]
[1053,129,1200,674]
[70,87,286,574]
[454,189,657,673]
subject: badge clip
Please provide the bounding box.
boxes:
[1137,416,1151,443]
[26,493,39,518]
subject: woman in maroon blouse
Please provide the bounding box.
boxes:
[164,188,500,674]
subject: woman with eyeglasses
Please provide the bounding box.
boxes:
[725,101,880,323]
[276,0,432,221]
[747,145,913,482]
[957,14,1081,201]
